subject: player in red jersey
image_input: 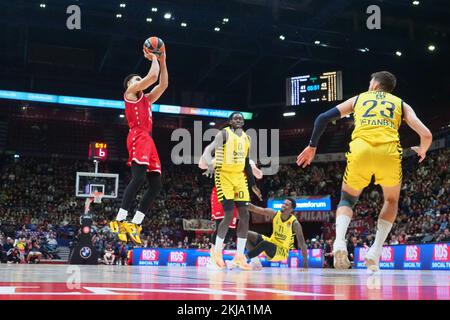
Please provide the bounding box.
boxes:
[110,49,168,245]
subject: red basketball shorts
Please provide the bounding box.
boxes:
[126,129,161,174]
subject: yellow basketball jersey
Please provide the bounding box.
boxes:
[215,127,250,173]
[268,211,296,250]
[352,91,403,145]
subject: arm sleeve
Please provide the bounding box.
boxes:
[244,157,256,188]
[309,107,341,147]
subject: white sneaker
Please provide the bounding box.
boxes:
[364,248,381,272]
[332,240,350,269]
[250,258,263,271]
[333,250,351,269]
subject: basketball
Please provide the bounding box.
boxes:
[143,36,165,57]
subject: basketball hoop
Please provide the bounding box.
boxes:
[93,191,104,204]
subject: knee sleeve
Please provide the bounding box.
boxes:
[221,199,234,212]
[235,201,248,208]
[338,191,359,209]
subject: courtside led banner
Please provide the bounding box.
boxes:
[0,90,253,120]
[132,248,323,268]
[355,243,450,270]
[267,196,331,212]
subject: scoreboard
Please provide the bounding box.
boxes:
[88,142,108,161]
[286,71,343,106]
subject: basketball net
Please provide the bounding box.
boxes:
[93,191,104,204]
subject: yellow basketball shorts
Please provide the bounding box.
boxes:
[214,170,250,202]
[261,235,289,262]
[343,138,403,190]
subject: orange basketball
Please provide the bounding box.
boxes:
[143,36,165,57]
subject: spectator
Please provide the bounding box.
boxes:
[103,245,115,265]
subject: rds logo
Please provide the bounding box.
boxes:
[381,247,394,262]
[196,256,210,267]
[141,249,159,262]
[433,244,449,262]
[405,246,420,262]
[169,251,187,263]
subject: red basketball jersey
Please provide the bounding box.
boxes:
[124,92,153,133]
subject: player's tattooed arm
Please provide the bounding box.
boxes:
[201,129,228,177]
[127,51,160,95]
[248,204,276,218]
[146,51,168,104]
[293,220,308,269]
[403,102,433,163]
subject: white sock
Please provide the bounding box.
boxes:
[371,219,393,252]
[334,215,351,251]
[215,236,224,254]
[116,208,128,222]
[237,238,247,255]
[131,211,146,225]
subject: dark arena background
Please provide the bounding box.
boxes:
[0,0,449,307]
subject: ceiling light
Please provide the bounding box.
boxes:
[119,3,126,8]
[146,18,152,22]
[283,112,296,117]
[279,35,286,41]
[116,13,122,18]
[395,51,402,56]
[181,22,187,27]
[152,7,158,12]
[164,12,172,20]
[214,27,220,32]
[314,40,320,45]
[428,44,436,52]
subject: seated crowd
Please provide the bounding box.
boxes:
[0,148,448,264]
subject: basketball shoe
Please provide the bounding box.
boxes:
[210,245,226,269]
[109,221,128,242]
[229,253,252,271]
[124,222,143,245]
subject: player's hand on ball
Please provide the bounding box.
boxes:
[296,146,316,168]
[158,51,166,63]
[252,185,263,201]
[411,146,426,163]
[143,49,158,61]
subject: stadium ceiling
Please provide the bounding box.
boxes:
[0,0,449,112]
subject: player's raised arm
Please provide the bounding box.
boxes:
[248,203,276,218]
[126,51,160,95]
[146,52,168,104]
[293,220,308,269]
[201,129,227,177]
[296,96,357,168]
[402,103,433,163]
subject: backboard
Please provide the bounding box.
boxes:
[75,172,119,199]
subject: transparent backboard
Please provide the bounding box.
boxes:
[76,172,119,199]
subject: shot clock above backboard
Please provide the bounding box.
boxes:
[88,142,108,161]
[286,71,343,106]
